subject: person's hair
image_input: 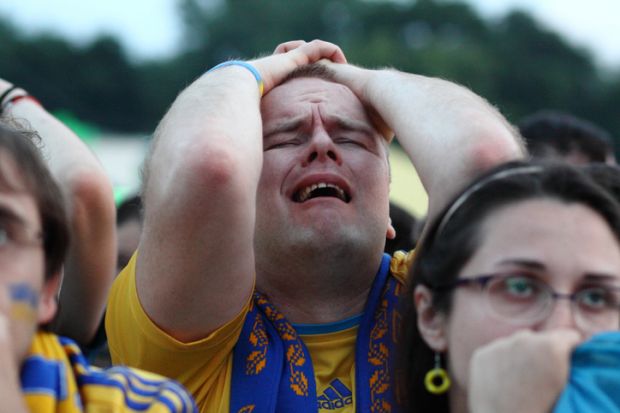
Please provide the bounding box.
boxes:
[281,63,338,84]
[116,194,143,226]
[583,163,620,203]
[0,122,70,280]
[518,110,614,163]
[397,160,620,412]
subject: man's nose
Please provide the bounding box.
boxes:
[302,129,342,167]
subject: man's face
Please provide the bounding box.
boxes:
[0,153,52,364]
[255,77,392,263]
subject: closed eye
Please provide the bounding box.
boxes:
[264,137,302,151]
[334,137,366,148]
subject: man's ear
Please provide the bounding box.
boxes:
[37,270,61,325]
[414,284,448,352]
[386,217,396,240]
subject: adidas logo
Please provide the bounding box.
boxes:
[317,379,353,410]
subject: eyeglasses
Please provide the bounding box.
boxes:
[0,213,42,259]
[438,272,620,334]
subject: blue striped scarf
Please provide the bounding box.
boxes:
[21,331,197,412]
[231,253,402,413]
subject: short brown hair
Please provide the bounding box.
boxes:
[281,63,338,84]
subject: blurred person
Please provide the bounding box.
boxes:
[0,78,116,347]
[399,161,620,413]
[88,194,143,367]
[81,194,144,368]
[106,39,524,412]
[0,122,196,412]
[115,194,143,274]
[384,202,424,254]
[518,110,616,164]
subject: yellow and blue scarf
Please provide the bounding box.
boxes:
[231,253,402,413]
[21,331,197,413]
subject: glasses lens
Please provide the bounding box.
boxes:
[574,287,620,332]
[486,274,549,323]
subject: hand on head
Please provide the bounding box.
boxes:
[250,39,347,94]
[316,60,394,141]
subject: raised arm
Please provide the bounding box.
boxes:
[137,40,346,342]
[0,78,116,346]
[322,63,525,224]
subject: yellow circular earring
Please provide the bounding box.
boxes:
[424,353,451,395]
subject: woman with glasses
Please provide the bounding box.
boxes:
[399,160,620,413]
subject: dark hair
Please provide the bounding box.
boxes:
[116,194,143,226]
[385,202,424,254]
[397,160,620,412]
[0,122,70,280]
[583,163,620,203]
[518,110,614,163]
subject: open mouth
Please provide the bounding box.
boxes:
[293,182,351,203]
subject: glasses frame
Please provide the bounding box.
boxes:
[435,272,620,333]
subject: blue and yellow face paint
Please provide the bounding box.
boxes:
[9,283,39,322]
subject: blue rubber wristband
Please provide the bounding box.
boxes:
[207,60,264,96]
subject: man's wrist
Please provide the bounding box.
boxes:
[0,85,39,115]
[206,60,264,96]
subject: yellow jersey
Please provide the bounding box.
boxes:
[106,251,412,413]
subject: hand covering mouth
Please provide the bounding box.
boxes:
[293,182,351,203]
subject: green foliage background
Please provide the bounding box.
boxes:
[2,0,618,145]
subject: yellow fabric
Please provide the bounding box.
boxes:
[304,326,357,412]
[390,249,415,282]
[107,251,414,413]
[23,331,196,413]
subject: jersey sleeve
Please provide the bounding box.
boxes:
[106,251,250,408]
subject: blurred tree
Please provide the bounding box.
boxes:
[1,20,148,132]
[487,10,601,121]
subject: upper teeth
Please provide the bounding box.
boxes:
[297,182,347,202]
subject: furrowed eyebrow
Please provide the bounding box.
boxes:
[263,116,307,139]
[330,115,376,136]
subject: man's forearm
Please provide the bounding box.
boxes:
[369,70,524,218]
[324,64,525,222]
